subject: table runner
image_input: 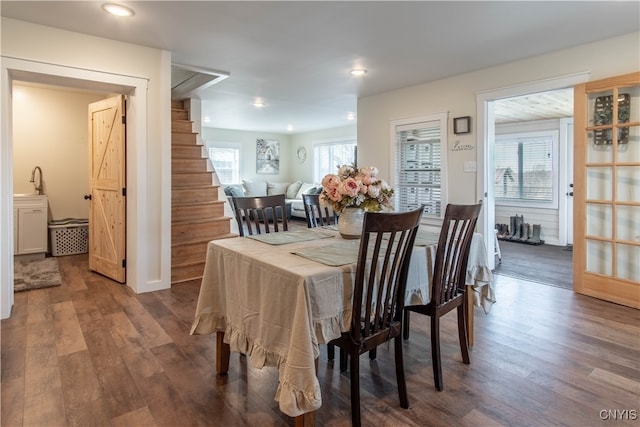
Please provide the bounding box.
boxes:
[246,228,335,245]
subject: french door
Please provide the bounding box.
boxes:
[573,72,640,308]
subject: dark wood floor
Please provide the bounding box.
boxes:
[2,254,639,426]
[493,239,573,289]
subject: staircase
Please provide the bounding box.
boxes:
[171,100,233,285]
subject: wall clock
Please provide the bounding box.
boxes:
[296,146,307,163]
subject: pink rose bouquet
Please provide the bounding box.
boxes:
[320,165,394,213]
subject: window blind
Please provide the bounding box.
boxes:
[395,119,445,218]
[208,146,240,185]
[494,135,554,202]
[313,140,356,182]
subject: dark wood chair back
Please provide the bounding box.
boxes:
[231,194,288,237]
[302,193,336,228]
[328,206,423,427]
[432,203,482,307]
[403,203,482,391]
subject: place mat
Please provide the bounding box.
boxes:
[414,229,440,247]
[292,239,361,266]
[246,228,335,245]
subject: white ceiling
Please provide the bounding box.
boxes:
[2,1,639,133]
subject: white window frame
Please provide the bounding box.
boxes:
[313,137,357,183]
[207,141,241,185]
[390,112,448,225]
[494,129,559,209]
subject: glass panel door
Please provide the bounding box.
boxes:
[574,73,640,308]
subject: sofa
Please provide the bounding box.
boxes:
[224,180,322,220]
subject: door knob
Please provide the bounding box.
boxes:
[84,194,92,200]
[566,192,574,196]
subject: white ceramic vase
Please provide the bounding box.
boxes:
[338,207,365,239]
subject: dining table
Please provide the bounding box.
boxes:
[190,226,494,425]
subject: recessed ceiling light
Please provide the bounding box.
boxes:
[350,69,367,76]
[102,3,135,17]
[287,125,293,132]
[347,113,356,121]
[203,116,211,123]
[253,101,265,108]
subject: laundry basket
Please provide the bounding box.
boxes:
[48,218,89,256]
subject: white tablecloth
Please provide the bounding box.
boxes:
[190,229,494,417]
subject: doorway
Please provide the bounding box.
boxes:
[1,56,152,319]
[491,90,574,288]
[475,73,590,288]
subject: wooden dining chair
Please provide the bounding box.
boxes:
[231,194,288,237]
[402,203,482,391]
[302,193,336,228]
[327,206,423,427]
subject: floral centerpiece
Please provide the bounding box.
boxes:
[320,165,394,213]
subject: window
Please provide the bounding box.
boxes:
[313,138,357,182]
[392,113,448,220]
[494,130,558,207]
[208,144,240,185]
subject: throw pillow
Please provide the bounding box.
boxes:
[267,181,290,196]
[295,182,316,199]
[286,181,303,199]
[242,180,267,196]
[224,185,244,198]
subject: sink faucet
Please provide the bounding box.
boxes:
[30,166,43,195]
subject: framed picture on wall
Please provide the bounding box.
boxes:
[256,138,280,174]
[453,116,471,134]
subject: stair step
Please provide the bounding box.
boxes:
[171,262,206,284]
[172,217,232,244]
[172,240,209,263]
[172,158,209,173]
[172,144,205,159]
[171,233,238,266]
[172,187,219,204]
[172,172,214,188]
[172,132,198,145]
[172,201,225,222]
[171,100,185,110]
[171,109,189,121]
[172,120,193,133]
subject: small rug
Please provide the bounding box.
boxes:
[14,257,62,292]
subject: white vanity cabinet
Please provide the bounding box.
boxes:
[14,195,48,255]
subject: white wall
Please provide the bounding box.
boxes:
[202,125,357,185]
[12,84,108,220]
[290,124,357,183]
[1,18,172,318]
[357,32,640,206]
[202,127,292,183]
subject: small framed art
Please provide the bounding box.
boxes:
[453,116,471,135]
